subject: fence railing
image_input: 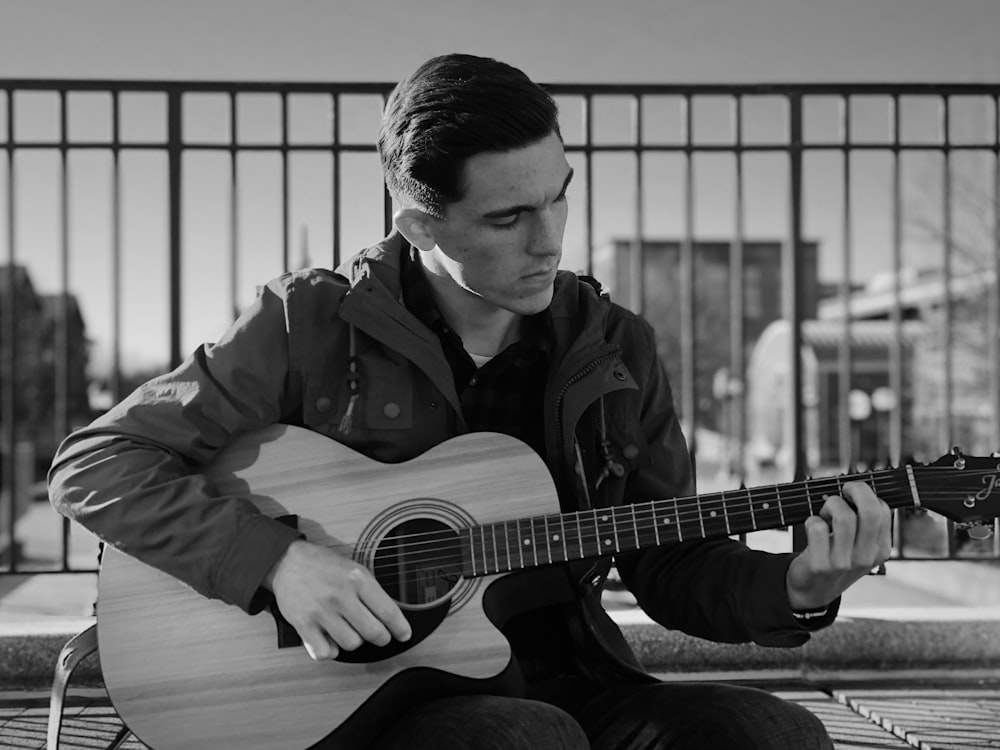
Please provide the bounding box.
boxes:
[2,79,999,573]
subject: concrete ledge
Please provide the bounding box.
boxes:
[3,610,1000,691]
[616,609,1000,675]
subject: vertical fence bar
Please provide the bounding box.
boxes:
[58,89,71,570]
[583,94,594,276]
[786,94,806,482]
[629,96,645,316]
[229,91,239,321]
[331,93,341,268]
[940,95,954,452]
[838,95,854,470]
[939,95,957,556]
[1,89,15,568]
[167,89,183,369]
[730,94,746,483]
[680,94,697,460]
[110,91,122,403]
[281,91,290,273]
[888,95,904,468]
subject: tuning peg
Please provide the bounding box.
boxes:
[950,446,967,470]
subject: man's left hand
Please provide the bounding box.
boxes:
[785,481,893,611]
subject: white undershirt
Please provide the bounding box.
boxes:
[468,351,495,368]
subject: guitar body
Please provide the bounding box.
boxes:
[97,425,564,750]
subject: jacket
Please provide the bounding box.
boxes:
[48,232,833,682]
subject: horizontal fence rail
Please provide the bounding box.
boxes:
[1,79,999,574]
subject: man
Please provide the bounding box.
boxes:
[49,54,892,749]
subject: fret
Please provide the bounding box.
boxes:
[575,510,586,560]
[539,515,553,565]
[775,484,787,527]
[631,504,640,550]
[721,488,755,537]
[675,497,703,542]
[697,493,730,540]
[558,514,569,562]
[490,523,501,574]
[542,514,565,564]
[747,486,758,531]
[479,524,492,575]
[747,484,785,532]
[577,508,601,559]
[804,481,816,516]
[467,529,479,577]
[527,516,543,566]
[634,501,660,550]
[502,519,513,572]
[694,494,707,538]
[514,517,529,569]
[651,500,662,545]
[596,510,617,556]
[672,498,684,542]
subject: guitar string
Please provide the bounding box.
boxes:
[346,468,996,575]
[353,467,994,553]
[351,469,995,559]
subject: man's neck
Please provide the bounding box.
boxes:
[421,267,523,357]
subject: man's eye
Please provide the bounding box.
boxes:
[493,216,521,231]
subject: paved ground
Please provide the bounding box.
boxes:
[3,679,1000,749]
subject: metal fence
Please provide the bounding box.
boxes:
[2,79,999,573]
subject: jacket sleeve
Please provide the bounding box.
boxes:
[47,278,303,613]
[614,323,838,647]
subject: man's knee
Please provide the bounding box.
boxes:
[713,687,832,750]
[374,694,589,750]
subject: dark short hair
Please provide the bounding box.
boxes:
[378,54,561,218]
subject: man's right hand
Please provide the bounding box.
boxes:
[264,540,412,661]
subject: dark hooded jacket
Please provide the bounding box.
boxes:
[48,232,833,685]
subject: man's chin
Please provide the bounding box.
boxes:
[508,286,555,316]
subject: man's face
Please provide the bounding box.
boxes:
[422,131,572,317]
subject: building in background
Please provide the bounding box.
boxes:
[592,238,819,433]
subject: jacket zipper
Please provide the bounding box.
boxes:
[552,347,622,465]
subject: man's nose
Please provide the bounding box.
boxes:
[531,208,563,256]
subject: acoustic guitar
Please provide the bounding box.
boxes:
[96,423,1000,749]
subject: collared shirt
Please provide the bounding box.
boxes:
[400,247,552,459]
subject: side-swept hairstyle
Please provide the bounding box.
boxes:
[378,54,561,218]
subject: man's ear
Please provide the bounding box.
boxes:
[393,208,437,253]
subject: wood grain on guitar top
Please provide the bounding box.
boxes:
[97,424,561,750]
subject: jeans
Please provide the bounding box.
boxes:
[371,677,833,750]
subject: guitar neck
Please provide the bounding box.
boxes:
[462,466,919,577]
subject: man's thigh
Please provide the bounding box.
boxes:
[371,693,589,750]
[573,681,833,750]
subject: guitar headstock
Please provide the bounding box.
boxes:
[910,447,1000,539]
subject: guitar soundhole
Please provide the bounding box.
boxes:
[372,518,463,608]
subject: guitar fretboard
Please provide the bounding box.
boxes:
[462,467,918,577]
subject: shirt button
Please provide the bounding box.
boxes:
[468,375,478,387]
[316,397,332,412]
[383,402,401,419]
[623,444,639,460]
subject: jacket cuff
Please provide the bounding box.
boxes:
[213,513,303,613]
[747,552,840,647]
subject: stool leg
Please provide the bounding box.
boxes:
[47,623,99,750]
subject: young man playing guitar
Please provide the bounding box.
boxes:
[49,54,892,749]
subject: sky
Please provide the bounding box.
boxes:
[2,0,1000,373]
